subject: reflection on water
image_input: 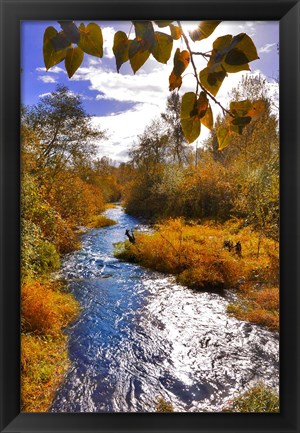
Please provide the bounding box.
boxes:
[51,206,279,413]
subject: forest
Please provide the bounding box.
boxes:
[21,75,279,412]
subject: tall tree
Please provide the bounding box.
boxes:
[161,92,188,165]
[23,85,106,185]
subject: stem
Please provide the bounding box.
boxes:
[191,51,211,59]
[177,21,233,118]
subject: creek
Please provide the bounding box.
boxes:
[51,205,279,412]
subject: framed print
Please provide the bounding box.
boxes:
[0,0,299,432]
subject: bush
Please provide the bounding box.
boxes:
[115,218,279,330]
[21,281,79,337]
[21,219,60,280]
[155,397,174,412]
[223,383,279,412]
[87,215,117,228]
[227,286,279,331]
[116,219,244,290]
[48,172,105,226]
[21,173,79,258]
[21,334,70,412]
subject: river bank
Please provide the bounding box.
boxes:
[21,210,117,412]
[115,216,279,331]
[50,205,279,413]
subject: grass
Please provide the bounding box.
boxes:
[21,280,80,411]
[227,286,279,331]
[155,397,174,412]
[105,203,117,209]
[115,218,279,330]
[87,215,117,228]
[21,334,70,412]
[223,383,279,412]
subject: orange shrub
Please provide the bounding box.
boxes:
[21,281,79,337]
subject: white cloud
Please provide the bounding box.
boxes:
[258,43,276,54]
[39,92,52,98]
[38,75,57,83]
[91,102,164,162]
[62,21,278,161]
[36,66,65,74]
[71,61,170,106]
[102,27,116,59]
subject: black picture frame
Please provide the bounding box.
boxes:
[0,0,299,432]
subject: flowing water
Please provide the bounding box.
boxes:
[51,206,279,413]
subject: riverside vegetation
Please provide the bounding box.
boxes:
[21,86,119,411]
[22,20,279,410]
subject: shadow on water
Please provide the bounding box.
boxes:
[51,205,279,413]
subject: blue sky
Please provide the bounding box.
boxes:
[21,21,279,162]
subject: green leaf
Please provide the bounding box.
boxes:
[133,21,155,50]
[217,126,231,150]
[43,26,68,70]
[154,20,174,28]
[181,117,201,144]
[51,31,71,51]
[199,66,226,96]
[231,33,259,63]
[169,24,182,40]
[196,91,209,118]
[225,48,249,65]
[209,33,258,73]
[180,92,197,118]
[78,23,103,57]
[211,34,233,62]
[230,116,251,134]
[231,116,252,126]
[189,20,221,42]
[129,39,150,73]
[113,31,130,72]
[152,32,173,63]
[58,21,80,44]
[173,48,190,77]
[230,100,253,117]
[180,92,201,143]
[65,47,84,78]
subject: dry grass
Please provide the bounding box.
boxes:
[21,280,80,411]
[86,215,117,228]
[227,286,279,331]
[21,334,69,412]
[105,203,117,209]
[155,397,174,412]
[223,382,279,412]
[115,218,279,330]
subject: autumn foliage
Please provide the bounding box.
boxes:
[20,86,117,412]
[116,219,279,330]
[22,281,79,337]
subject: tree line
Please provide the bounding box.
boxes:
[121,74,279,247]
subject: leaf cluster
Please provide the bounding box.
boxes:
[43,20,262,148]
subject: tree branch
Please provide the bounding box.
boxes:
[177,21,233,118]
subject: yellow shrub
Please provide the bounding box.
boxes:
[116,218,279,331]
[87,215,117,228]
